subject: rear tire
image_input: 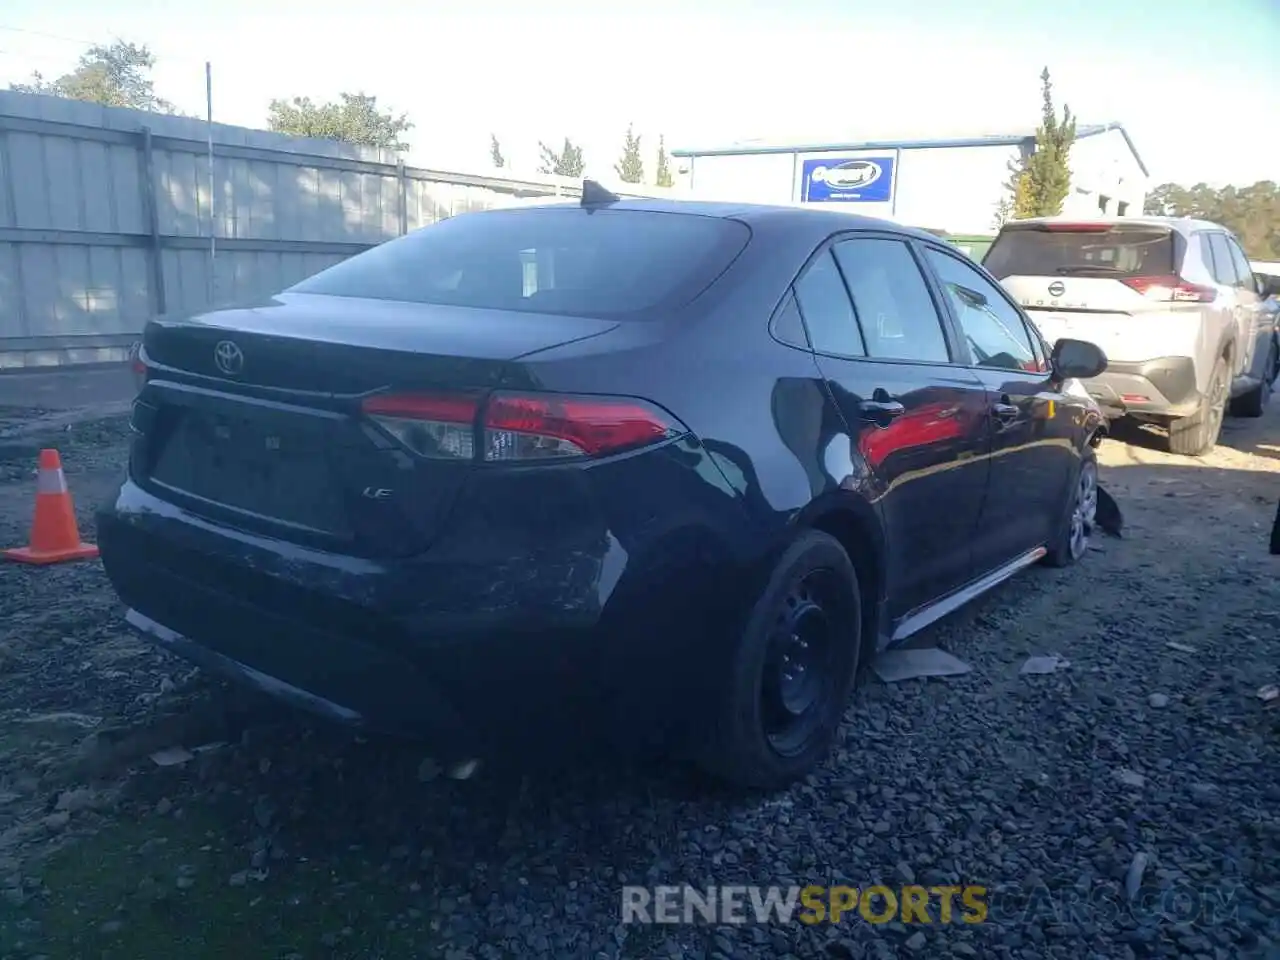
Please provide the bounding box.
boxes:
[1229,343,1276,418]
[1043,450,1098,568]
[697,530,862,790]
[1168,357,1227,457]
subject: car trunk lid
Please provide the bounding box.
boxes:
[132,293,620,557]
[142,292,618,393]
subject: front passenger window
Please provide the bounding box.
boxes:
[924,247,1038,373]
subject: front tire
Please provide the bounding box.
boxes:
[1168,357,1228,457]
[1043,450,1098,568]
[698,530,862,790]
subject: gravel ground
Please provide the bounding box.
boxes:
[0,405,1278,960]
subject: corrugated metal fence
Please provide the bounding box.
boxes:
[0,90,659,369]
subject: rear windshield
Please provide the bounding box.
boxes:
[983,224,1175,281]
[290,207,751,319]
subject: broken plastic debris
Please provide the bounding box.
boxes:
[1124,852,1149,901]
[1258,684,1279,703]
[1096,486,1123,538]
[1166,642,1196,654]
[872,648,972,683]
[149,746,194,767]
[447,759,482,780]
[1020,654,1070,676]
[1115,768,1146,789]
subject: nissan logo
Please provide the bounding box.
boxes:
[213,340,244,376]
[1047,281,1066,297]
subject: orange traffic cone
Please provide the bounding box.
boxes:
[3,449,99,565]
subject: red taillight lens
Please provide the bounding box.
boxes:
[360,391,686,462]
[1119,275,1217,303]
[361,393,480,460]
[484,392,684,460]
[129,341,146,389]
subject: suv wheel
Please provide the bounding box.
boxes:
[1229,341,1276,418]
[698,530,862,790]
[1043,450,1098,567]
[1168,357,1228,457]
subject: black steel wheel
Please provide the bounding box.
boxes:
[698,530,863,790]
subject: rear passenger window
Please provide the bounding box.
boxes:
[1193,235,1219,285]
[1226,239,1255,289]
[793,251,864,357]
[831,238,950,363]
[1207,235,1239,286]
[771,292,810,349]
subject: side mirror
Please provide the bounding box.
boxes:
[1051,338,1108,380]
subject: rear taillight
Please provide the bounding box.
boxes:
[129,341,146,390]
[361,393,480,460]
[360,391,687,462]
[1120,275,1217,304]
[484,393,685,460]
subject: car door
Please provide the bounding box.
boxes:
[792,233,990,619]
[1223,235,1269,385]
[1204,232,1254,378]
[919,243,1077,568]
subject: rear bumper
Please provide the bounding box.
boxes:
[98,474,742,759]
[1079,356,1201,419]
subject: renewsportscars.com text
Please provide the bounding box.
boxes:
[621,885,987,925]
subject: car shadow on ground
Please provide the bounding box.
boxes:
[1219,427,1280,462]
[1103,416,1169,453]
[1105,412,1280,463]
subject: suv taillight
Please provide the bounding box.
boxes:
[129,341,147,390]
[1120,275,1217,304]
[360,391,687,462]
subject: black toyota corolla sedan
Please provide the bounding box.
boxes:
[99,185,1108,789]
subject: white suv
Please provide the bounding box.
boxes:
[984,217,1279,456]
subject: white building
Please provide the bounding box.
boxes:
[671,123,1149,240]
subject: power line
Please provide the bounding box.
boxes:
[0,24,212,67]
[0,24,97,47]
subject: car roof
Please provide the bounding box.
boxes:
[484,196,947,246]
[1001,214,1227,235]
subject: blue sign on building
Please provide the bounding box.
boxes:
[800,156,896,204]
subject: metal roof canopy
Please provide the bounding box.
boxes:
[672,122,1149,178]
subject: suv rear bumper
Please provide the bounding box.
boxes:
[1079,357,1201,419]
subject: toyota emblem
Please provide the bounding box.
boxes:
[213,340,244,376]
[1047,281,1066,298]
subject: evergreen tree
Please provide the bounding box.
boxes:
[1006,68,1076,219]
[655,135,674,188]
[490,134,505,169]
[538,138,585,177]
[615,124,644,184]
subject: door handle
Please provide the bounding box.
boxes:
[858,389,905,422]
[991,396,1019,421]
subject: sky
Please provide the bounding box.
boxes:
[0,0,1277,187]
